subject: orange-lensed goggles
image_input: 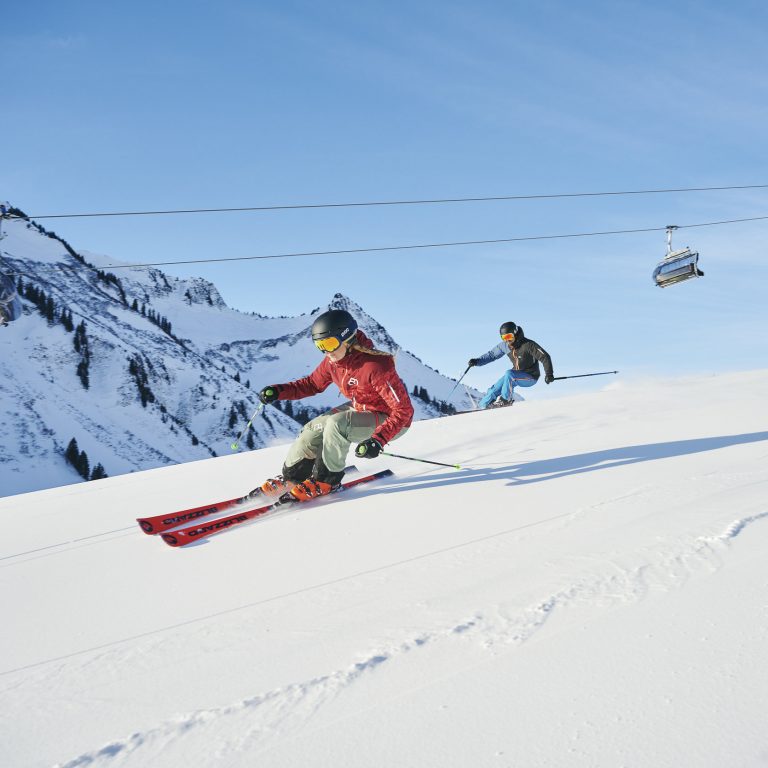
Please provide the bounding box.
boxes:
[314,335,344,352]
[500,332,516,341]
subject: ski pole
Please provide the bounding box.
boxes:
[230,402,264,451]
[446,365,471,401]
[381,451,463,470]
[552,370,618,381]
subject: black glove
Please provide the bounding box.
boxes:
[355,437,383,459]
[259,385,280,404]
[544,373,555,384]
[467,358,478,367]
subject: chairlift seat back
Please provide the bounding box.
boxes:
[652,247,704,288]
[0,271,22,324]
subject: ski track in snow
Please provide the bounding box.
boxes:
[699,510,768,543]
[50,515,765,768]
[51,629,445,768]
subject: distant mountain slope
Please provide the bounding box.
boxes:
[0,205,476,496]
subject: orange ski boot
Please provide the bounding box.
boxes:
[248,475,294,499]
[289,478,335,502]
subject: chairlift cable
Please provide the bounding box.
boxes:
[95,214,768,270]
[17,183,768,220]
[3,213,767,272]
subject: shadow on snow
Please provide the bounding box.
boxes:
[376,431,768,494]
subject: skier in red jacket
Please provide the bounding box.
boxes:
[254,309,414,502]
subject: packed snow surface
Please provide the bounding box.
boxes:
[2,370,767,767]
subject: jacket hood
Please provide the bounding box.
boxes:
[510,325,526,348]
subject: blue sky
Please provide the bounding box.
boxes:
[3,1,767,396]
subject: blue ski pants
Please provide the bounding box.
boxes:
[479,370,536,408]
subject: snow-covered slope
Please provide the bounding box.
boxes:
[2,370,766,767]
[0,209,475,496]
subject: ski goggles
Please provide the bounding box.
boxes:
[500,332,516,341]
[314,335,345,353]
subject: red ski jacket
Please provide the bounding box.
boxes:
[276,331,414,444]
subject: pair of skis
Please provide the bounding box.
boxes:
[453,401,513,415]
[137,468,393,548]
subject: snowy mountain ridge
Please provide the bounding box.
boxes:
[0,206,476,497]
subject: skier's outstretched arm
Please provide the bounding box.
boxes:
[259,359,333,403]
[468,342,506,368]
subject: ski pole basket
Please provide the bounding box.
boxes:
[652,226,704,288]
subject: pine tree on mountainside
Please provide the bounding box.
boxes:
[72,321,91,389]
[22,282,57,323]
[90,463,108,481]
[65,438,80,469]
[78,450,90,480]
[416,386,430,402]
[128,355,155,407]
[73,321,89,357]
[96,270,126,304]
[64,438,90,480]
[59,307,74,332]
[76,360,89,389]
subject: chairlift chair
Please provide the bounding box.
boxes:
[0,271,21,325]
[653,226,704,288]
[0,212,22,324]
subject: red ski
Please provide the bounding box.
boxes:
[161,469,393,548]
[137,495,247,535]
[137,465,358,535]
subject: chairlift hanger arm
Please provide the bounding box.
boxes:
[665,225,680,254]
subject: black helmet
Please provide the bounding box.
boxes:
[499,321,518,338]
[311,309,358,349]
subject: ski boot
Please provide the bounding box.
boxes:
[289,459,345,503]
[248,458,315,499]
[488,397,513,409]
[249,474,294,499]
[288,477,336,502]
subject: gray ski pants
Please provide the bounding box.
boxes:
[283,403,408,473]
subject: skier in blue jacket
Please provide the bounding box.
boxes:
[468,321,554,408]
